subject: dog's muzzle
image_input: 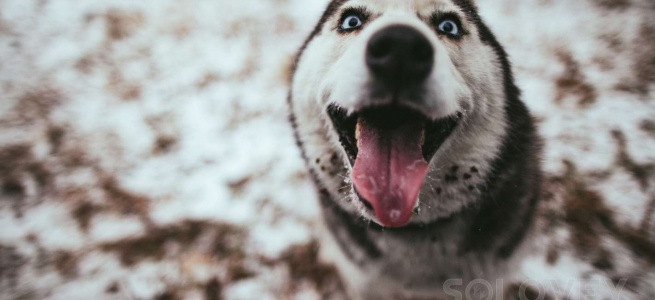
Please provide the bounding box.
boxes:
[328,25,459,228]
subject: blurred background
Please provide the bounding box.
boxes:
[0,0,653,299]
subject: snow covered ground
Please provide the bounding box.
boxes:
[0,0,653,299]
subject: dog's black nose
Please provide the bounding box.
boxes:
[366,25,434,88]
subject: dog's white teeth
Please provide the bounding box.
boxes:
[356,120,361,143]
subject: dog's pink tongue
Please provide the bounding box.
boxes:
[352,119,428,227]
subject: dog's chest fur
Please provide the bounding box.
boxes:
[319,191,531,297]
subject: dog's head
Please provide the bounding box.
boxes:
[290,0,513,227]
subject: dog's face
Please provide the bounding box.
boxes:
[290,0,509,227]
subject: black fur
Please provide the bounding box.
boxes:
[319,189,383,263]
[451,0,542,258]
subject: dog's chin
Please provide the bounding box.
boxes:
[353,185,411,227]
[327,101,461,227]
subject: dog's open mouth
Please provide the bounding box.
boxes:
[328,104,459,227]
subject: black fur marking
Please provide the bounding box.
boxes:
[451,0,479,18]
[319,189,383,261]
[592,251,614,271]
[330,152,339,163]
[470,166,478,173]
[452,0,542,258]
[436,188,442,195]
[445,174,458,183]
[450,165,459,173]
[463,173,472,180]
[468,185,474,191]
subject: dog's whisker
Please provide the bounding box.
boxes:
[338,185,351,191]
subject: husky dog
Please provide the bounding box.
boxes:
[288,0,541,298]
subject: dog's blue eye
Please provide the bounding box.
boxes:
[342,15,363,30]
[438,20,459,35]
